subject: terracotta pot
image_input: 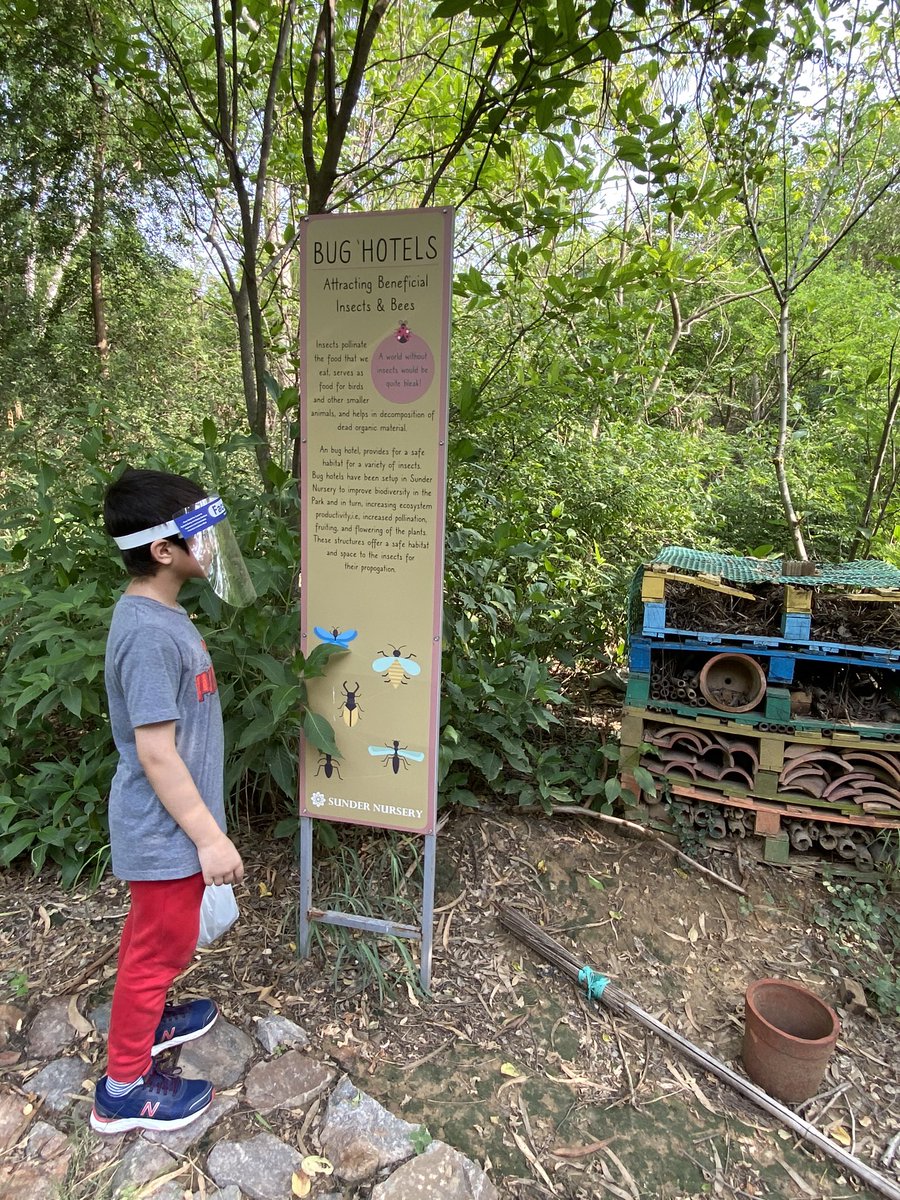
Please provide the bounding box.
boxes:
[742,978,840,1104]
[699,653,767,713]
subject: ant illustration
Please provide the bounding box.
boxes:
[315,753,342,780]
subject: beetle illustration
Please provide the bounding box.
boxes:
[339,681,363,727]
[367,740,425,774]
[371,645,421,688]
[315,753,342,780]
[314,626,358,648]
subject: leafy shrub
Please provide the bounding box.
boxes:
[815,871,900,1017]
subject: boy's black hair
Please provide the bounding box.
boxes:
[104,467,207,578]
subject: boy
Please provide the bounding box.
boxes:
[90,468,251,1134]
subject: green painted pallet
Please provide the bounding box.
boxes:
[626,705,900,751]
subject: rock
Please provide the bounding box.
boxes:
[0,1161,53,1199]
[28,1057,92,1113]
[139,1183,184,1200]
[243,1050,334,1114]
[111,1139,178,1198]
[26,996,77,1059]
[178,1018,254,1089]
[89,1000,112,1038]
[0,1004,24,1046]
[24,1120,73,1183]
[24,1119,67,1156]
[196,1188,242,1200]
[0,1119,73,1199]
[319,1076,420,1185]
[255,1014,309,1054]
[370,1141,498,1200]
[0,1051,21,1067]
[145,1094,238,1154]
[0,1090,32,1152]
[207,1132,302,1200]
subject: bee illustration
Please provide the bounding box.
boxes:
[315,753,342,780]
[314,626,358,648]
[367,740,425,774]
[371,645,421,688]
[339,681,363,727]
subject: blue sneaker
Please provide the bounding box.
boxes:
[90,1064,214,1134]
[151,999,218,1056]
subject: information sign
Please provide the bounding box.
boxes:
[298,207,454,836]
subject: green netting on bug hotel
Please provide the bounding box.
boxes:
[646,546,900,589]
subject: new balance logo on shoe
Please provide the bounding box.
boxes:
[151,999,218,1057]
[140,1101,160,1118]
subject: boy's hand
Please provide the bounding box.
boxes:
[198,834,244,886]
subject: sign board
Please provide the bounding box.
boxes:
[298,207,454,836]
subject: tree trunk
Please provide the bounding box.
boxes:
[233,279,271,482]
[850,369,900,558]
[88,13,110,378]
[773,298,808,560]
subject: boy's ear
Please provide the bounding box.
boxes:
[149,538,176,566]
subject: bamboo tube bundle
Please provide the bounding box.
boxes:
[497,904,900,1200]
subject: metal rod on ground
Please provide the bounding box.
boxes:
[497,904,900,1200]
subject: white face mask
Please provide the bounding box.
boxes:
[111,494,257,607]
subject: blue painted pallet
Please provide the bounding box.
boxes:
[637,602,899,665]
[633,627,900,670]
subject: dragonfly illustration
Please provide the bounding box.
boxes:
[368,740,425,775]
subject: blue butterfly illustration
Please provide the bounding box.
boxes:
[314,625,358,648]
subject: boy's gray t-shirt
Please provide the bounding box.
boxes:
[105,594,225,881]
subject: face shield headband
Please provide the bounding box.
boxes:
[112,495,257,607]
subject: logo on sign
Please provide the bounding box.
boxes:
[310,791,327,808]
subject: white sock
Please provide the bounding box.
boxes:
[105,1075,143,1097]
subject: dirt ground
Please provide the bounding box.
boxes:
[1,806,899,1199]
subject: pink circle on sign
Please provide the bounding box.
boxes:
[370,329,435,404]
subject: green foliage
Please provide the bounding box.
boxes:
[815,872,900,1017]
[410,1125,433,1155]
[439,466,614,811]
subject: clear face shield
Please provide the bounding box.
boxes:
[112,494,257,607]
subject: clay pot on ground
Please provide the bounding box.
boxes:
[742,978,840,1104]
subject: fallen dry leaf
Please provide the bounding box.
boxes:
[291,1170,311,1197]
[300,1155,333,1176]
[67,994,94,1038]
[829,1124,852,1147]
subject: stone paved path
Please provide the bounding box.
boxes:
[0,1000,497,1199]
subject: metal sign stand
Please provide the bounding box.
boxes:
[297,816,437,992]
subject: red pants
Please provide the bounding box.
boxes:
[107,872,205,1082]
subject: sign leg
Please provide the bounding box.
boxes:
[420,831,436,992]
[298,816,314,958]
